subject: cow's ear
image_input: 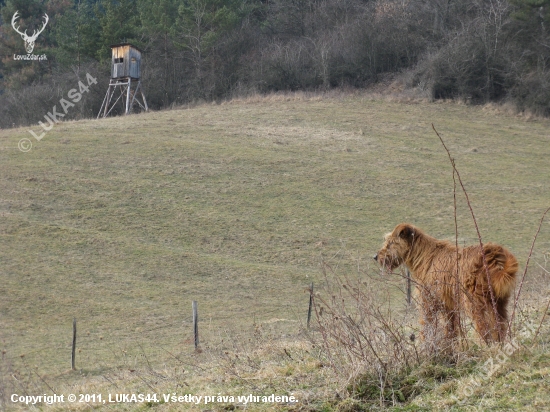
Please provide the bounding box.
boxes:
[399,225,415,241]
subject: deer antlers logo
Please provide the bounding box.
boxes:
[12,11,49,54]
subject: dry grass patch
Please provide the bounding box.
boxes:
[0,93,549,410]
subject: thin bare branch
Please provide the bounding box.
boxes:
[432,124,500,342]
[509,206,550,331]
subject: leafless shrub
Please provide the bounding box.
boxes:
[309,256,442,407]
[508,69,550,117]
[0,61,108,128]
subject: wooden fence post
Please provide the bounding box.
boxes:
[192,301,199,350]
[71,318,77,370]
[307,283,313,329]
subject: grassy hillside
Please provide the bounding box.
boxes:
[0,93,549,410]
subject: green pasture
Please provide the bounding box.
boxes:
[0,94,549,409]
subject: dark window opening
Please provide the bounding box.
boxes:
[114,57,124,63]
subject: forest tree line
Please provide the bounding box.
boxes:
[0,0,549,127]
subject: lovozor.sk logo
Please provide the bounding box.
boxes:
[11,11,49,55]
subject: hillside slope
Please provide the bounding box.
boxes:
[0,94,549,410]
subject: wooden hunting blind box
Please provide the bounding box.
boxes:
[98,43,148,118]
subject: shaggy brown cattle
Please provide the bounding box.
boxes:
[374,223,517,344]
